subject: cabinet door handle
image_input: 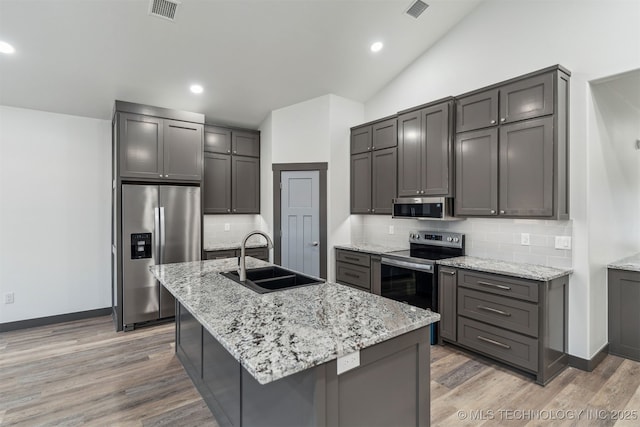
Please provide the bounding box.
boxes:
[477,305,512,317]
[500,210,505,214]
[477,280,511,291]
[442,271,456,276]
[490,119,497,124]
[371,209,376,212]
[490,210,496,214]
[477,335,511,349]
[416,190,420,194]
[500,118,506,123]
[159,174,163,177]
[367,146,370,150]
[227,209,231,213]
[227,150,231,153]
[233,209,236,212]
[372,146,375,150]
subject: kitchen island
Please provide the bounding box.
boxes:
[150,257,439,427]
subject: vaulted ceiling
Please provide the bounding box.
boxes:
[0,0,482,128]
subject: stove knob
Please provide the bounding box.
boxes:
[453,237,460,243]
[410,233,415,239]
[415,235,420,240]
[447,237,453,242]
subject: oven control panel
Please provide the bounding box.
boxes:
[409,231,464,248]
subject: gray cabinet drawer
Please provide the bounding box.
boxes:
[336,262,371,291]
[458,269,539,302]
[336,250,371,267]
[458,288,538,337]
[458,317,538,372]
[205,249,237,260]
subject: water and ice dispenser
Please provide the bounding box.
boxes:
[130,233,152,259]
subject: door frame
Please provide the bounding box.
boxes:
[273,162,327,279]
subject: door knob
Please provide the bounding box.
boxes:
[311,241,319,246]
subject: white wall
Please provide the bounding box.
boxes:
[588,70,640,355]
[259,94,364,280]
[203,215,266,249]
[362,0,640,359]
[0,106,111,323]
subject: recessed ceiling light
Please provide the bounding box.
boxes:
[370,42,383,53]
[190,84,203,94]
[0,41,15,54]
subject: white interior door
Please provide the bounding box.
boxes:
[281,170,320,277]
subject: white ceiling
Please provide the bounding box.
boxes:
[0,0,482,128]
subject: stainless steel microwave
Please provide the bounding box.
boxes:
[392,197,456,220]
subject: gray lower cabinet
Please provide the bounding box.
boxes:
[397,100,454,197]
[118,111,203,182]
[608,269,640,361]
[442,268,568,385]
[203,125,260,214]
[350,118,397,215]
[438,267,457,342]
[176,301,431,427]
[454,66,569,219]
[334,249,382,294]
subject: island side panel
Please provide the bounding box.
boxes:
[325,326,431,427]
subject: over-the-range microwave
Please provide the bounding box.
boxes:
[392,197,457,220]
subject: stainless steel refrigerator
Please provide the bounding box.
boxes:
[120,184,200,330]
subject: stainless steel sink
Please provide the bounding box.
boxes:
[221,266,324,294]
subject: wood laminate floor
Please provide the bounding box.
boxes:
[1,316,639,426]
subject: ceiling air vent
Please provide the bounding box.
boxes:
[405,0,429,19]
[149,0,180,22]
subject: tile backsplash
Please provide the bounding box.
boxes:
[351,216,572,269]
[203,215,266,248]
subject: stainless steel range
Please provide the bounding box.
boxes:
[381,230,465,343]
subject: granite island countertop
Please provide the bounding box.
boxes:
[437,256,573,281]
[203,242,268,252]
[150,258,439,385]
[608,253,640,273]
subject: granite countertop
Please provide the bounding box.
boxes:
[334,243,407,255]
[203,242,268,252]
[150,258,439,385]
[437,256,573,281]
[608,253,640,272]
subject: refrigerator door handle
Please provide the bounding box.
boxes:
[159,206,166,264]
[154,207,161,265]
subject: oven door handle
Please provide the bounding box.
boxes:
[381,257,434,273]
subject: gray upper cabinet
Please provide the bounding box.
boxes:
[118,111,202,182]
[398,100,454,197]
[203,125,261,214]
[454,66,570,219]
[204,126,231,154]
[455,128,499,216]
[232,130,260,157]
[371,147,397,214]
[119,113,164,180]
[350,117,397,215]
[203,153,231,214]
[499,73,553,124]
[231,156,260,214]
[351,152,372,214]
[455,89,498,133]
[163,120,203,181]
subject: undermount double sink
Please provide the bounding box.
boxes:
[222,266,324,294]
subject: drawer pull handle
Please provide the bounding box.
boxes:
[344,256,360,262]
[344,272,360,278]
[477,335,511,349]
[477,305,511,317]
[442,271,456,275]
[477,281,511,291]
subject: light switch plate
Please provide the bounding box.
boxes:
[520,233,530,246]
[4,292,14,304]
[337,350,360,375]
[388,225,394,235]
[224,223,230,232]
[555,236,572,250]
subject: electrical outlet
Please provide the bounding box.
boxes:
[388,225,394,235]
[520,233,530,246]
[224,223,230,232]
[5,292,14,304]
[555,236,572,250]
[337,350,360,375]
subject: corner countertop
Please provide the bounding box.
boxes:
[608,253,640,273]
[334,243,407,255]
[203,242,268,252]
[437,256,573,281]
[149,258,439,385]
